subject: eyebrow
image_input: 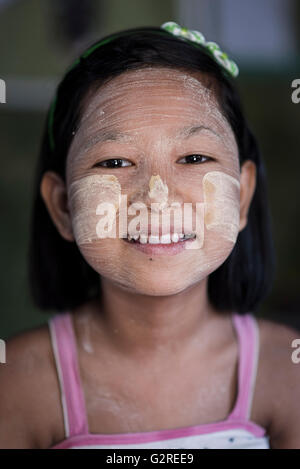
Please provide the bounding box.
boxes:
[81,130,130,154]
[176,125,221,140]
[81,124,221,154]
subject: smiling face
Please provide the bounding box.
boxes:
[63,66,244,296]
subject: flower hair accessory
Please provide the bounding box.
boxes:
[161,21,239,78]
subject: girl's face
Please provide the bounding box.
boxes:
[65,67,250,296]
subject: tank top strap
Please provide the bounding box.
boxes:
[227,312,260,422]
[48,312,89,438]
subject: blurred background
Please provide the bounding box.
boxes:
[0,0,300,339]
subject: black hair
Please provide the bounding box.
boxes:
[28,26,276,314]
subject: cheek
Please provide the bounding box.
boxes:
[68,171,240,250]
[203,171,240,243]
[66,170,240,294]
[184,171,240,251]
[68,174,121,245]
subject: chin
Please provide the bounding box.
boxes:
[132,282,188,297]
[118,271,206,297]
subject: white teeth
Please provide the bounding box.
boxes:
[127,233,140,241]
[161,234,171,244]
[148,235,160,244]
[139,234,148,244]
[185,233,196,239]
[126,233,195,243]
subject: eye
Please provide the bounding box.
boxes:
[177,154,212,164]
[93,158,133,168]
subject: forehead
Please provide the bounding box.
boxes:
[67,66,238,164]
[80,67,225,127]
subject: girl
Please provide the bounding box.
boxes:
[1,22,299,449]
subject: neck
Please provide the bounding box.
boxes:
[88,276,225,357]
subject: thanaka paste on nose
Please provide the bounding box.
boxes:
[148,175,169,210]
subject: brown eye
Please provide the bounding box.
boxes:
[93,158,132,168]
[177,154,212,164]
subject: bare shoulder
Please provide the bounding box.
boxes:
[256,316,300,449]
[257,316,300,345]
[0,322,64,449]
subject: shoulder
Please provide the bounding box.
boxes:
[0,321,64,448]
[256,316,300,449]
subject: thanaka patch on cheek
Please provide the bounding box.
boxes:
[67,170,239,252]
[203,171,240,243]
[68,174,121,244]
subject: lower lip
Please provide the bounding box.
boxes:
[123,237,196,256]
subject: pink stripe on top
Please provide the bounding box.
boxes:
[48,311,267,448]
[227,314,260,421]
[48,314,89,437]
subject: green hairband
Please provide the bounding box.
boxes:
[161,22,239,78]
[48,21,239,152]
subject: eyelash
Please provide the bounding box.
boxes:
[93,155,212,168]
[177,154,212,164]
[94,158,131,168]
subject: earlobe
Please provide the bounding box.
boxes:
[239,160,257,231]
[40,171,74,242]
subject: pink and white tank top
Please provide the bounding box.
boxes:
[48,312,270,449]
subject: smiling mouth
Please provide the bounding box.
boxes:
[123,233,196,245]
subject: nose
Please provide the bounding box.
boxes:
[147,174,169,210]
[128,174,183,210]
[126,174,185,234]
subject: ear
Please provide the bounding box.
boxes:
[40,171,74,242]
[239,160,257,231]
